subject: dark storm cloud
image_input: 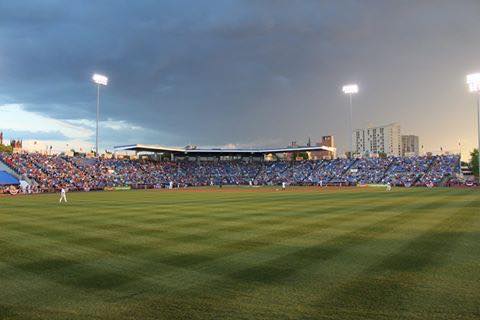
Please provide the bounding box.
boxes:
[1,0,479,151]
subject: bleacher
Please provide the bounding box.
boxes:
[0,152,464,192]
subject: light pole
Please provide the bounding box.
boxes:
[342,84,359,157]
[92,73,108,157]
[466,73,480,183]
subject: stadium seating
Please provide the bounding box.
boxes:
[0,152,462,192]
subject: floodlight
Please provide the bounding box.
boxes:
[92,73,109,156]
[342,83,359,158]
[466,73,480,93]
[466,72,480,184]
[92,73,108,86]
[342,84,359,94]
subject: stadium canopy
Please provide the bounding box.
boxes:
[114,144,334,157]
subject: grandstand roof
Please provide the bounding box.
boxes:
[114,144,334,156]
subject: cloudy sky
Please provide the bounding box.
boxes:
[0,0,479,157]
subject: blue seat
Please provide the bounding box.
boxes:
[0,171,19,185]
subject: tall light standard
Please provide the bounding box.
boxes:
[342,84,359,157]
[466,73,480,183]
[92,73,108,156]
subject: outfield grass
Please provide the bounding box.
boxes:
[0,187,479,319]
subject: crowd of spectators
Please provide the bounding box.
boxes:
[347,157,393,185]
[418,155,461,186]
[0,152,462,192]
[380,156,433,186]
[1,153,47,184]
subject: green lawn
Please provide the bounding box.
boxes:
[0,187,479,319]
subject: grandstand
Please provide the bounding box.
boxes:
[0,150,463,194]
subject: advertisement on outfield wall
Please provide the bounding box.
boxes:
[104,186,131,191]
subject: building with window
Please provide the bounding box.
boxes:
[311,135,336,160]
[402,135,420,156]
[353,123,401,156]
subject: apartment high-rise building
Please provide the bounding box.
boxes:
[402,135,420,156]
[353,123,401,156]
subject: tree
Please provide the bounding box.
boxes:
[298,152,309,160]
[470,148,479,177]
[0,144,13,153]
[378,152,387,159]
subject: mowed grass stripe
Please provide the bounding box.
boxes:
[312,192,480,319]
[0,188,479,320]
[146,191,477,320]
[125,193,420,289]
[0,189,470,274]
[0,188,413,251]
[168,190,464,292]
[0,189,419,287]
[117,188,463,308]
[0,189,467,282]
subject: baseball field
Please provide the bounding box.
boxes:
[0,187,479,319]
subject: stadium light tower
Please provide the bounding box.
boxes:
[342,84,359,157]
[466,73,480,183]
[92,73,108,157]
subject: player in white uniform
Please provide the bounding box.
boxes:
[282,182,286,190]
[386,182,392,192]
[59,187,67,203]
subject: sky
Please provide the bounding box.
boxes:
[0,0,479,158]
